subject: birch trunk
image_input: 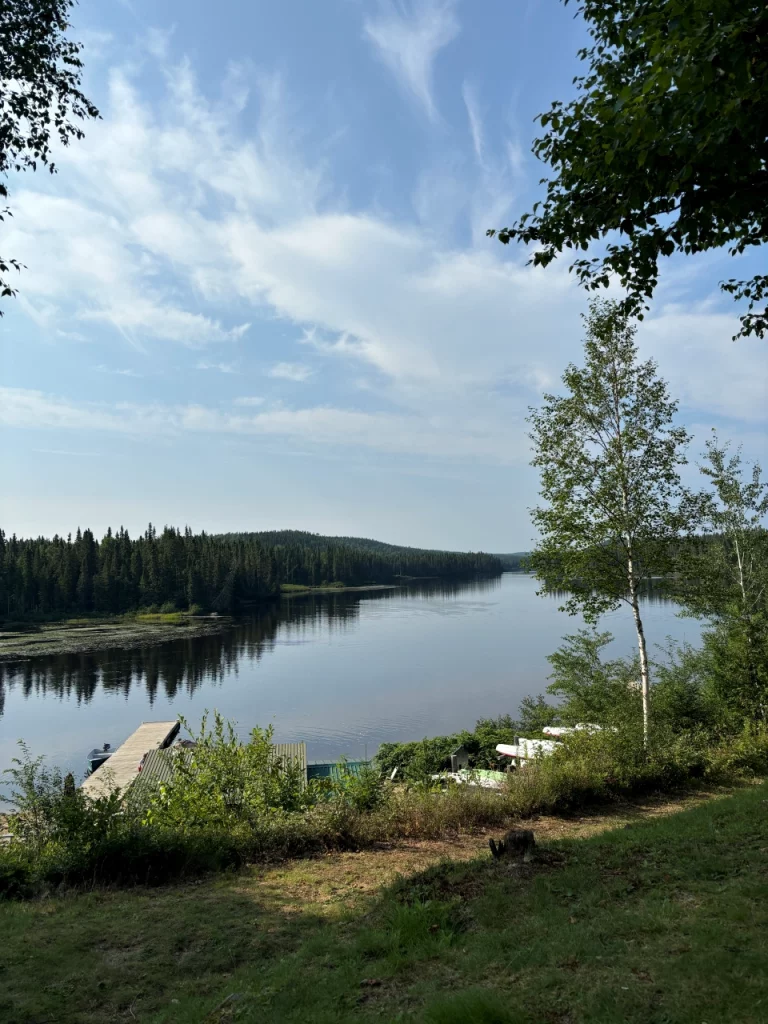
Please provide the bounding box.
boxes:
[627,562,650,745]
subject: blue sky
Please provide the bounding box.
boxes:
[1,0,765,550]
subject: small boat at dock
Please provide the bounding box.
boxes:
[86,744,113,775]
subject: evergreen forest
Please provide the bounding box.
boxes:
[0,526,503,619]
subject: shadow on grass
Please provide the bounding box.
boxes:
[3,783,766,1024]
[1,875,336,1024]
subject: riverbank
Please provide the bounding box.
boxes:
[2,782,762,1023]
[0,613,231,661]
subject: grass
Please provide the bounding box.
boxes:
[2,783,766,1023]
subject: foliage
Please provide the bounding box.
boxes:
[514,695,558,734]
[678,434,768,720]
[0,523,501,619]
[318,758,388,813]
[650,639,715,733]
[375,717,522,781]
[528,299,701,737]
[376,735,466,782]
[4,706,768,899]
[143,713,311,834]
[0,0,99,307]
[546,628,640,727]
[489,0,768,339]
[1,741,126,892]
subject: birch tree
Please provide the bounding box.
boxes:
[528,299,698,741]
[681,434,768,718]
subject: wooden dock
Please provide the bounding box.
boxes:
[81,721,179,799]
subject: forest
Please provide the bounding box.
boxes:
[0,526,502,619]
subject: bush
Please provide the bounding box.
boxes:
[704,722,768,779]
[143,713,312,835]
[316,758,388,812]
[4,708,768,901]
[376,720,522,782]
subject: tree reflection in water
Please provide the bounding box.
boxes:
[0,578,503,716]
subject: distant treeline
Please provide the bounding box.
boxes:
[0,527,502,619]
[493,552,531,571]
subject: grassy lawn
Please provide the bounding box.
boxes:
[2,784,767,1023]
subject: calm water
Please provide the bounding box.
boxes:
[0,574,700,785]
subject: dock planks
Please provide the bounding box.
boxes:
[81,721,179,799]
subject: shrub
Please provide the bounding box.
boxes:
[546,628,641,728]
[143,712,312,835]
[376,721,521,781]
[4,708,768,901]
[704,722,768,779]
[318,758,388,812]
[376,735,467,781]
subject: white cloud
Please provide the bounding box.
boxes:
[0,387,524,462]
[267,361,314,382]
[234,396,265,407]
[638,306,768,423]
[77,29,115,61]
[6,41,764,472]
[462,81,484,164]
[363,0,460,121]
[6,190,250,347]
[96,365,143,377]
[32,448,103,458]
[145,26,174,60]
[196,360,238,374]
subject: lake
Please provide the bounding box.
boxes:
[0,574,701,785]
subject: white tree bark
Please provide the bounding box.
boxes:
[627,559,650,744]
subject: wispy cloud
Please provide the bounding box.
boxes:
[363,0,460,121]
[196,361,238,374]
[234,396,265,407]
[462,81,484,164]
[96,364,143,378]
[0,387,523,462]
[6,37,763,465]
[267,362,314,382]
[32,448,103,458]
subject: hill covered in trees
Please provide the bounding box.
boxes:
[492,552,531,571]
[0,526,502,619]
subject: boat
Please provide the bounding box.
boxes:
[86,743,113,775]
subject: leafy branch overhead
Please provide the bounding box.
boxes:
[489,1,768,339]
[0,0,99,307]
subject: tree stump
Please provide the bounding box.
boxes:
[489,828,536,861]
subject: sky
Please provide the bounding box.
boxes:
[0,0,765,551]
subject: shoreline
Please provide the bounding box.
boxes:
[279,583,398,595]
[0,614,232,662]
[0,575,500,660]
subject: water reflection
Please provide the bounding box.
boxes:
[0,577,503,713]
